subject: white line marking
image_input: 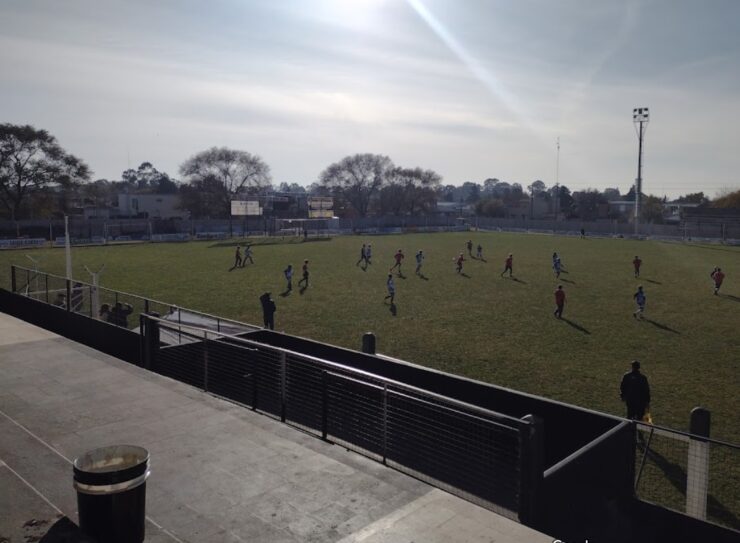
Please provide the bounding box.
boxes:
[0,460,65,516]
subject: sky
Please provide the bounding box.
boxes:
[2,0,739,198]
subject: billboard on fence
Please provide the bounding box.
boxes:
[231,200,261,216]
[308,197,333,210]
[308,210,334,219]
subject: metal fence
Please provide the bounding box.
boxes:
[635,422,740,531]
[143,315,533,520]
[10,265,260,335]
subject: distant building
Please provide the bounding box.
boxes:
[116,193,187,219]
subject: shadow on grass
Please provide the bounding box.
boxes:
[644,318,680,334]
[721,293,740,302]
[562,318,590,334]
[460,272,471,278]
[299,286,308,295]
[509,277,527,284]
[561,278,576,284]
[279,290,291,298]
[638,444,740,529]
[418,274,429,281]
[390,303,397,316]
[645,279,662,285]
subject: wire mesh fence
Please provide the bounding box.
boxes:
[635,424,740,532]
[146,317,528,519]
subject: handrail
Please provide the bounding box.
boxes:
[149,314,529,427]
[635,420,740,449]
[10,265,257,330]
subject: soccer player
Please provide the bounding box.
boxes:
[454,253,465,274]
[476,244,483,260]
[554,285,565,318]
[553,256,562,278]
[298,260,309,288]
[356,244,367,267]
[284,264,293,292]
[633,285,646,319]
[243,244,254,265]
[466,240,473,257]
[415,250,424,275]
[391,249,404,274]
[711,267,725,295]
[365,244,373,265]
[500,254,513,277]
[384,274,395,304]
[633,256,642,278]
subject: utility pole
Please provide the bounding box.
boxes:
[633,108,650,235]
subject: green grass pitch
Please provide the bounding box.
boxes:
[2,232,739,443]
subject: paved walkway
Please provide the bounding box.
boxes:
[0,313,553,543]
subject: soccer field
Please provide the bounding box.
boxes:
[2,232,739,442]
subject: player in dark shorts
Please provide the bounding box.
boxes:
[299,260,309,288]
[233,245,243,269]
[554,285,565,318]
[391,249,404,275]
[500,254,513,277]
[455,253,465,274]
[711,267,725,295]
[356,244,367,267]
[633,256,642,278]
[284,264,293,292]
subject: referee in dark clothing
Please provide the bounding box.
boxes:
[620,360,651,420]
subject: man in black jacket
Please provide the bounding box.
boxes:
[260,292,276,330]
[620,360,650,420]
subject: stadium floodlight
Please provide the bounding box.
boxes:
[633,108,650,235]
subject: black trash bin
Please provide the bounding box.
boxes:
[73,445,150,543]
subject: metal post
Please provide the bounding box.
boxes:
[321,371,328,440]
[518,414,544,529]
[11,266,16,293]
[686,407,711,520]
[66,280,71,312]
[382,384,388,465]
[280,351,287,423]
[144,299,149,314]
[203,332,209,392]
[45,274,49,303]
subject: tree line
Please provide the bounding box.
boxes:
[2,123,738,221]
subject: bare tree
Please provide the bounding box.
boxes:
[0,124,90,220]
[319,153,394,217]
[179,147,271,216]
[384,167,441,215]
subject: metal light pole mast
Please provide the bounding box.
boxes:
[633,107,649,235]
[555,138,560,218]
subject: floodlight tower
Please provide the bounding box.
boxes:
[633,107,650,235]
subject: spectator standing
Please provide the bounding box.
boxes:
[620,360,651,421]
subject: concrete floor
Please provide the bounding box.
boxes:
[0,313,552,543]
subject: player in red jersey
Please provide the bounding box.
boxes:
[454,253,465,274]
[554,285,566,318]
[391,249,405,275]
[500,254,513,277]
[711,267,725,295]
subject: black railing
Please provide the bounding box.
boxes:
[10,265,259,335]
[142,315,537,521]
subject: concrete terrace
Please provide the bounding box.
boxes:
[0,313,552,543]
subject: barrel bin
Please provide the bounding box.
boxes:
[73,445,150,543]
